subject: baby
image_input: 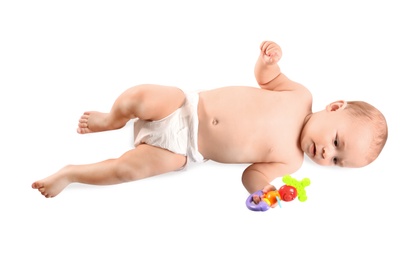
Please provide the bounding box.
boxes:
[32,41,388,202]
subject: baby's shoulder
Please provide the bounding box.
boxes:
[277,84,312,106]
[293,83,312,99]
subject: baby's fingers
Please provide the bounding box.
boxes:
[252,194,261,204]
[260,41,282,63]
[262,184,276,193]
[260,41,272,51]
[266,52,281,64]
[260,41,280,54]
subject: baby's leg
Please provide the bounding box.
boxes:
[32,144,187,198]
[77,84,185,134]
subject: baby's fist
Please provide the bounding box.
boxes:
[260,41,282,65]
[252,184,277,206]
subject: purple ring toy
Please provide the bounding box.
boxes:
[245,190,270,212]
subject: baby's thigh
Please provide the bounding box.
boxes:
[130,84,186,120]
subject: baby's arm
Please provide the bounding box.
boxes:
[254,41,305,92]
[242,162,293,207]
[242,162,290,194]
[254,41,282,89]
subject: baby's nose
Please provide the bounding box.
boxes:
[322,147,332,160]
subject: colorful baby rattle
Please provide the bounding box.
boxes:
[245,175,311,211]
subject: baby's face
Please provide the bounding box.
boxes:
[300,108,372,168]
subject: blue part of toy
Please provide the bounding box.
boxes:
[246,190,270,212]
[275,196,282,208]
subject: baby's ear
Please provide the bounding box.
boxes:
[326,100,347,112]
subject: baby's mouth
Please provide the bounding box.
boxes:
[313,144,316,157]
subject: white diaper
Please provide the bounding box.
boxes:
[133,92,206,165]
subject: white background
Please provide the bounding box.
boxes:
[1,1,419,259]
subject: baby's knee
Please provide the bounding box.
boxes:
[114,163,146,182]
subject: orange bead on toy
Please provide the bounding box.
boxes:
[262,191,280,206]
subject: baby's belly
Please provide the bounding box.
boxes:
[196,86,291,163]
[197,111,277,163]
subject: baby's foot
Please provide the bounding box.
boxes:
[31,166,72,198]
[77,111,110,134]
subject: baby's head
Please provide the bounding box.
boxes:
[300,100,388,167]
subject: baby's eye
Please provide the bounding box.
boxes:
[334,137,338,147]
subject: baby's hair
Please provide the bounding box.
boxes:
[346,101,388,164]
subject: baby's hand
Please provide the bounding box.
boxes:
[252,184,277,207]
[260,41,282,65]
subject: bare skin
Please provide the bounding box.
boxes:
[32,41,376,201]
[77,111,109,134]
[32,85,188,198]
[32,41,311,198]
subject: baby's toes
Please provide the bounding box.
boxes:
[32,181,42,189]
[78,121,88,128]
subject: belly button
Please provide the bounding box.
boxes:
[212,119,219,125]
